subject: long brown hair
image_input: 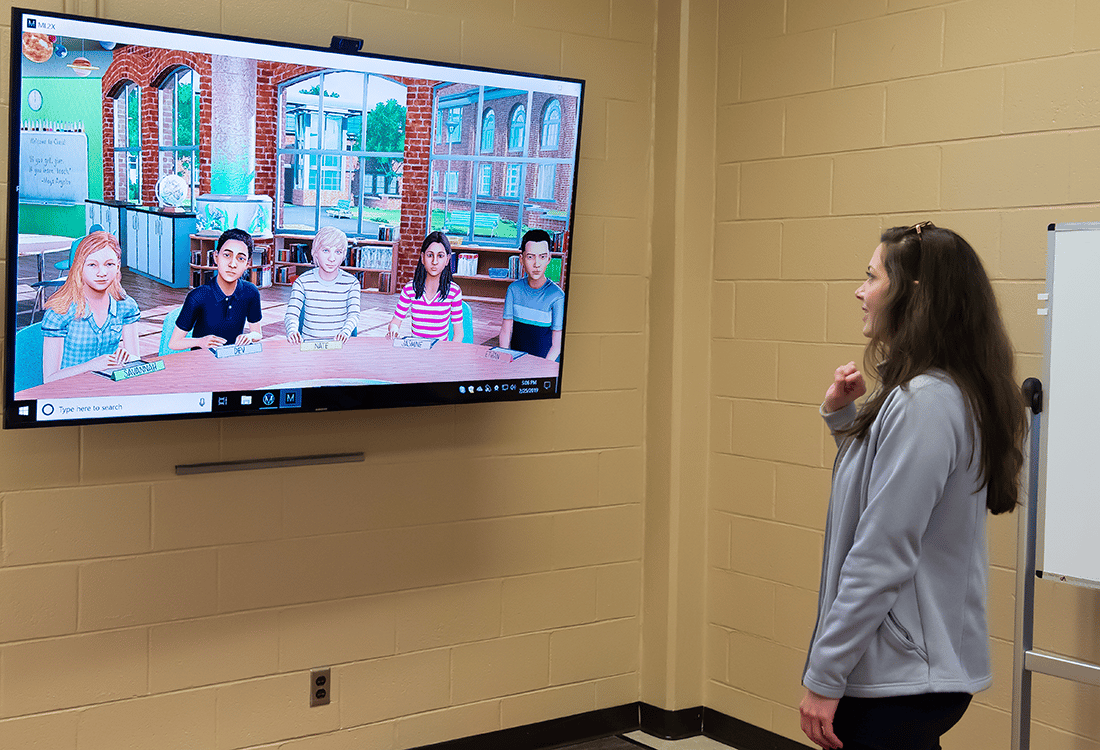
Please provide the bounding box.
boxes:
[45,231,128,318]
[843,224,1026,514]
[413,231,454,300]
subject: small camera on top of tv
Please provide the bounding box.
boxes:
[329,36,363,54]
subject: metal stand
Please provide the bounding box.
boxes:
[176,452,364,475]
[1011,379,1100,750]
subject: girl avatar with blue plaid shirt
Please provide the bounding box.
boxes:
[42,231,140,383]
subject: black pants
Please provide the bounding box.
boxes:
[832,692,972,750]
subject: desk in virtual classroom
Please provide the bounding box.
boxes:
[18,234,73,283]
[17,337,559,400]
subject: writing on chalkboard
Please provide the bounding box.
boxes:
[19,131,89,205]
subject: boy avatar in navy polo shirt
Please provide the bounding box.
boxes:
[169,228,263,351]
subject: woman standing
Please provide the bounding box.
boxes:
[800,223,1027,750]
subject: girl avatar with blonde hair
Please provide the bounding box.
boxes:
[42,231,141,383]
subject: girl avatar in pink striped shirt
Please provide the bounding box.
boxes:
[386,232,466,341]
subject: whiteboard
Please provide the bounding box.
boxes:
[1037,223,1100,588]
[18,131,89,205]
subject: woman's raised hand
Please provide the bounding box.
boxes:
[823,361,866,414]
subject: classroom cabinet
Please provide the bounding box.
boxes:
[125,206,196,288]
[85,199,122,240]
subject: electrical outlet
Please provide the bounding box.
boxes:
[310,667,331,707]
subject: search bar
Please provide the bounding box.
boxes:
[35,393,212,421]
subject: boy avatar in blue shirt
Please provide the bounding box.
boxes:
[170,228,263,351]
[499,229,565,361]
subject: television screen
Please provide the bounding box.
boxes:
[5,8,583,428]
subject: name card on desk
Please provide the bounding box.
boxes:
[94,359,166,381]
[484,347,527,362]
[211,342,263,358]
[392,336,437,350]
[300,340,344,351]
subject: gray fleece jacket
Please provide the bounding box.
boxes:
[802,371,993,699]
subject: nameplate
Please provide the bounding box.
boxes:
[94,359,166,381]
[392,336,437,350]
[301,340,344,351]
[211,342,263,358]
[484,347,527,363]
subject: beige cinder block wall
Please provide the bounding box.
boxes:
[708,1,1100,748]
[0,1,658,748]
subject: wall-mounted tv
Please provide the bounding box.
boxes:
[5,8,583,428]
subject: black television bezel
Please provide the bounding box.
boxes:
[4,7,585,429]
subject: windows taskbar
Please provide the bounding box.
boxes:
[6,378,560,427]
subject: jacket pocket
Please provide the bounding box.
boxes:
[847,611,930,689]
[883,611,928,662]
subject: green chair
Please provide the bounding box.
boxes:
[13,322,44,393]
[447,301,474,344]
[158,307,191,356]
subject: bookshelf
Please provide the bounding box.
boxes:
[273,233,397,294]
[189,234,274,288]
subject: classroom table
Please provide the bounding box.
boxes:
[17,234,74,283]
[16,336,560,401]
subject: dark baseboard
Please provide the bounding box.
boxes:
[703,707,810,750]
[412,703,639,750]
[411,702,809,750]
[639,703,704,740]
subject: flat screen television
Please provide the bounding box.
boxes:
[5,8,583,428]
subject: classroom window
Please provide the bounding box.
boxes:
[320,153,342,191]
[429,83,577,247]
[438,107,462,144]
[478,164,492,196]
[504,164,521,198]
[509,105,526,151]
[157,67,200,210]
[534,163,556,200]
[541,99,561,150]
[277,71,407,231]
[480,108,495,152]
[112,82,141,203]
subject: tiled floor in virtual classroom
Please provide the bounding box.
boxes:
[624,731,742,750]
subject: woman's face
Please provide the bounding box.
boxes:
[422,242,450,278]
[81,246,120,294]
[855,243,889,338]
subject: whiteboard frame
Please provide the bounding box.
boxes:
[1011,223,1100,750]
[1035,222,1100,586]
